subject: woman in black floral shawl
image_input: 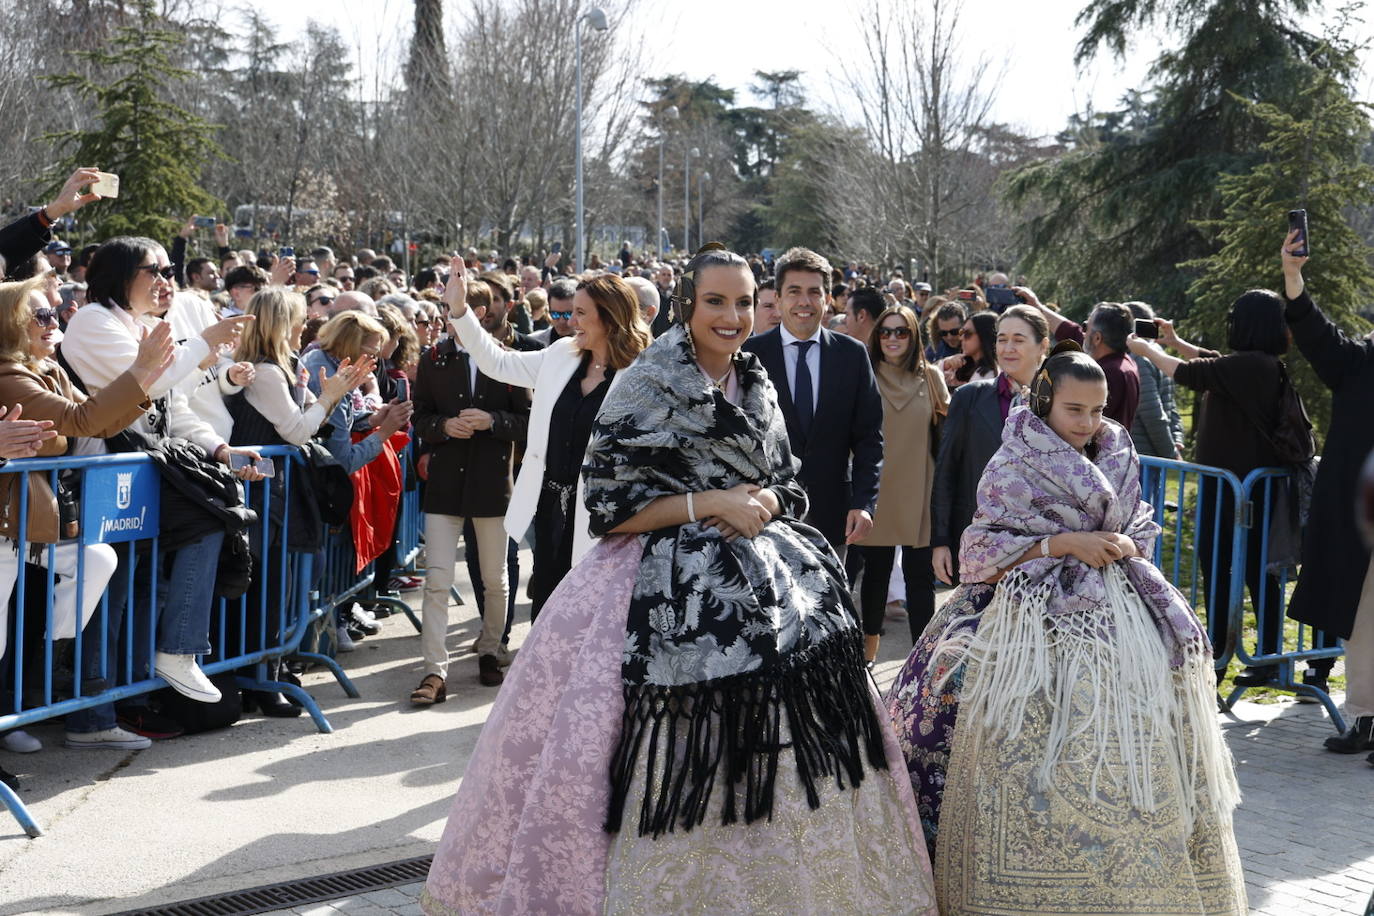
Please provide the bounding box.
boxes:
[422,248,936,916]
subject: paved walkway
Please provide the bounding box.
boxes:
[2,555,1371,915]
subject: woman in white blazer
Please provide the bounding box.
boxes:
[444,271,651,618]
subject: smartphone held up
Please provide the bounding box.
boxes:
[90,171,119,199]
[1288,209,1309,258]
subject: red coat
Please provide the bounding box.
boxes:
[349,429,409,572]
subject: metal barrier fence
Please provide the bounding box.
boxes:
[0,446,322,837]
[1228,467,1344,727]
[1139,457,1345,731]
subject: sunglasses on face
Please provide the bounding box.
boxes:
[415,317,430,326]
[302,269,319,276]
[31,308,59,326]
[137,264,177,280]
[550,310,572,320]
[940,328,962,338]
[310,295,335,308]
[877,326,911,339]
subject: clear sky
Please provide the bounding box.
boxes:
[263,0,1364,139]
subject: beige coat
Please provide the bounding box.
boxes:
[862,361,947,547]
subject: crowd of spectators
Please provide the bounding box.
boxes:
[0,167,1367,790]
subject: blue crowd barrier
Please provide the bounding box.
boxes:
[0,446,325,837]
[1225,467,1344,727]
[1139,457,1346,731]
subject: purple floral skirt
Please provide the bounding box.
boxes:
[884,582,994,857]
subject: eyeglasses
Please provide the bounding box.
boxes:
[877,327,911,339]
[550,310,572,320]
[31,308,58,326]
[940,328,963,338]
[137,264,177,280]
[309,295,335,308]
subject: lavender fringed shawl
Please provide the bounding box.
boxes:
[959,407,1209,667]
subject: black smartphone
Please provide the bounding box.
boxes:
[279,246,295,258]
[1288,209,1309,257]
[551,241,563,254]
[1134,318,1160,339]
[985,286,1019,308]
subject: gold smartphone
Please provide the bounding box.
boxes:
[91,171,120,198]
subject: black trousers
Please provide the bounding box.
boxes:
[851,545,936,642]
[1197,476,1283,662]
[529,484,575,622]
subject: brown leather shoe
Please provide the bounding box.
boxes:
[410,674,446,706]
[478,654,504,687]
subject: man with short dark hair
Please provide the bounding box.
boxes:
[925,301,967,361]
[185,257,220,296]
[753,278,781,336]
[221,264,268,316]
[333,263,356,291]
[743,246,883,557]
[293,258,320,288]
[311,246,335,279]
[844,286,884,343]
[477,271,539,351]
[1025,290,1140,428]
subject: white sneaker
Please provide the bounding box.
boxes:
[336,625,356,653]
[350,603,379,626]
[2,730,41,753]
[154,652,222,704]
[65,726,152,750]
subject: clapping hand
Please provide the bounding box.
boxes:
[0,405,57,459]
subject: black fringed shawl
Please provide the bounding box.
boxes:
[582,326,887,838]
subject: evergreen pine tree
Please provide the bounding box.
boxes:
[1185,29,1374,441]
[44,0,224,241]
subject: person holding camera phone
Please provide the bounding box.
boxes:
[1278,229,1374,755]
[1021,289,1140,429]
[1127,281,1296,688]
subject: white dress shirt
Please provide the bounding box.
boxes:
[778,323,823,413]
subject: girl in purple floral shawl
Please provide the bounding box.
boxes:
[887,343,1247,916]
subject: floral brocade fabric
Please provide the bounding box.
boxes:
[885,582,995,856]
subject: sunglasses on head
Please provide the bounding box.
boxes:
[877,326,911,339]
[138,264,177,280]
[31,307,59,326]
[550,310,572,320]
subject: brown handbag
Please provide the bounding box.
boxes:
[0,471,60,543]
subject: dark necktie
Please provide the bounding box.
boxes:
[794,339,815,439]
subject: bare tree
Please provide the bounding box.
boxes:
[827,0,1001,284]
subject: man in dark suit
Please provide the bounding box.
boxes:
[743,246,883,559]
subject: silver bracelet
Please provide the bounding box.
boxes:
[1040,536,1052,558]
[686,492,697,523]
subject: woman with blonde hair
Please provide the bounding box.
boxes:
[443,270,651,618]
[0,275,174,751]
[231,288,373,448]
[853,297,949,660]
[301,310,413,474]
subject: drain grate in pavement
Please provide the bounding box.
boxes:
[113,855,433,916]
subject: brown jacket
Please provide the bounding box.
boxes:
[0,359,149,539]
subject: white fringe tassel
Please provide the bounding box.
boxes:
[931,565,1239,827]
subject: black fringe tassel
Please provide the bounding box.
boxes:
[604,628,888,837]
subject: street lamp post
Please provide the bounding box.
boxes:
[575,6,609,273]
[657,105,678,260]
[698,171,710,246]
[684,146,699,253]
